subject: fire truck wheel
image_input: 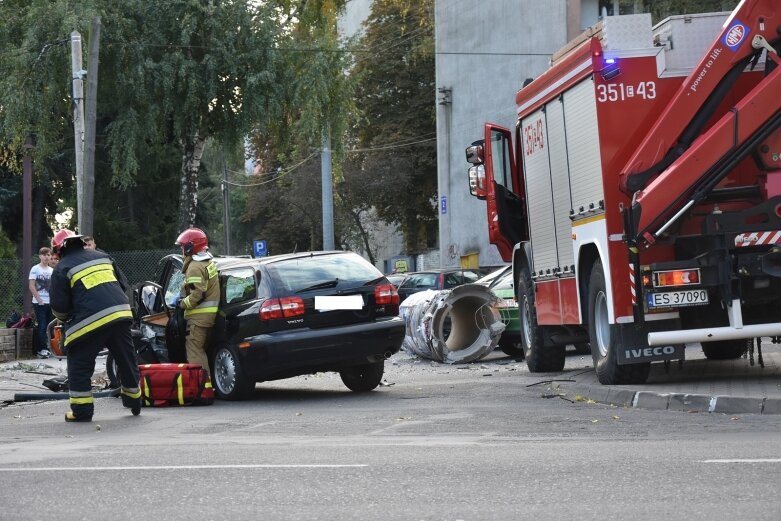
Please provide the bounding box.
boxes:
[588,261,650,384]
[518,267,565,372]
[701,339,749,360]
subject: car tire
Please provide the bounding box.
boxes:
[701,339,749,360]
[518,267,565,372]
[340,361,384,392]
[499,338,524,358]
[212,344,254,400]
[588,260,650,384]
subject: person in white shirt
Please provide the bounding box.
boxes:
[29,247,54,358]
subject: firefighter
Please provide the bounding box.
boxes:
[175,227,219,384]
[49,229,141,422]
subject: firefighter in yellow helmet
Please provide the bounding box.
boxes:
[175,227,219,383]
[49,229,141,422]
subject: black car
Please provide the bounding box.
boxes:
[132,251,405,400]
[396,268,482,302]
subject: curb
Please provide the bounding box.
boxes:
[558,382,781,416]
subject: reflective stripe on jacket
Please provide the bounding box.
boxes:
[50,248,132,347]
[180,256,220,327]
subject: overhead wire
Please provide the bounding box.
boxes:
[226,130,438,186]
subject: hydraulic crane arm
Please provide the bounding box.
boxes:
[619,0,781,246]
[619,0,780,196]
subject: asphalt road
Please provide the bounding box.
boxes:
[2,351,781,521]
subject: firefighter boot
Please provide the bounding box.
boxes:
[64,411,92,423]
[121,388,142,416]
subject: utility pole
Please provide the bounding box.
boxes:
[222,161,231,255]
[82,17,101,236]
[321,130,334,250]
[22,136,34,316]
[70,31,85,228]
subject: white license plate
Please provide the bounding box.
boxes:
[647,289,708,308]
[315,295,364,311]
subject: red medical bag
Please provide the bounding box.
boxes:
[139,363,214,407]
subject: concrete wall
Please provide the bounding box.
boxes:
[435,0,570,268]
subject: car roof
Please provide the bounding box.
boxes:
[173,251,360,271]
[403,268,480,275]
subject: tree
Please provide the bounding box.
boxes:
[0,0,352,252]
[599,0,740,21]
[242,0,356,255]
[348,0,437,255]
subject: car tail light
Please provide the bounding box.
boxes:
[654,269,700,287]
[259,297,305,320]
[375,283,400,305]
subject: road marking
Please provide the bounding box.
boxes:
[702,459,781,464]
[0,464,367,472]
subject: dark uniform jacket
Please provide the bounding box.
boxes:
[50,248,133,348]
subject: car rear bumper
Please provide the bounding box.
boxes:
[239,316,405,380]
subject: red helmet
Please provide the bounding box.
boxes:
[175,227,209,256]
[51,229,83,254]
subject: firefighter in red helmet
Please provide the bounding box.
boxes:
[175,227,219,386]
[49,229,141,422]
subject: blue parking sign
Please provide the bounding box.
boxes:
[253,240,267,257]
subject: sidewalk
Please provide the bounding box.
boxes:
[556,346,781,415]
[0,355,109,404]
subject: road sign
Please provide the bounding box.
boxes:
[253,240,267,257]
[440,195,447,214]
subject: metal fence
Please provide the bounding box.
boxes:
[0,249,175,324]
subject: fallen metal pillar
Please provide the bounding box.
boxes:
[399,284,505,364]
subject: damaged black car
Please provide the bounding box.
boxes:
[122,251,405,400]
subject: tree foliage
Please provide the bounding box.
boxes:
[241,0,355,255]
[0,0,354,253]
[601,0,740,22]
[348,0,436,254]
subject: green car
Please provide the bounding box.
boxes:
[478,266,591,358]
[477,266,522,357]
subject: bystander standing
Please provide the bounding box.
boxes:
[28,246,53,358]
[83,236,96,250]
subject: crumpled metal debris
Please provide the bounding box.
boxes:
[399,284,505,364]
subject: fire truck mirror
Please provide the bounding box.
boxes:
[465,141,484,165]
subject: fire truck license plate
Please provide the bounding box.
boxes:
[647,289,708,308]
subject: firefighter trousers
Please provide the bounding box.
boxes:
[185,322,212,378]
[67,321,140,419]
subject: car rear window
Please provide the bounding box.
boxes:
[265,252,383,293]
[402,273,438,289]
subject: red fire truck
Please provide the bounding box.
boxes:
[465,0,781,384]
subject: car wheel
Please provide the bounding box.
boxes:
[518,266,565,372]
[588,260,650,384]
[498,338,524,358]
[212,344,254,400]
[701,339,749,360]
[340,361,384,392]
[106,353,120,389]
